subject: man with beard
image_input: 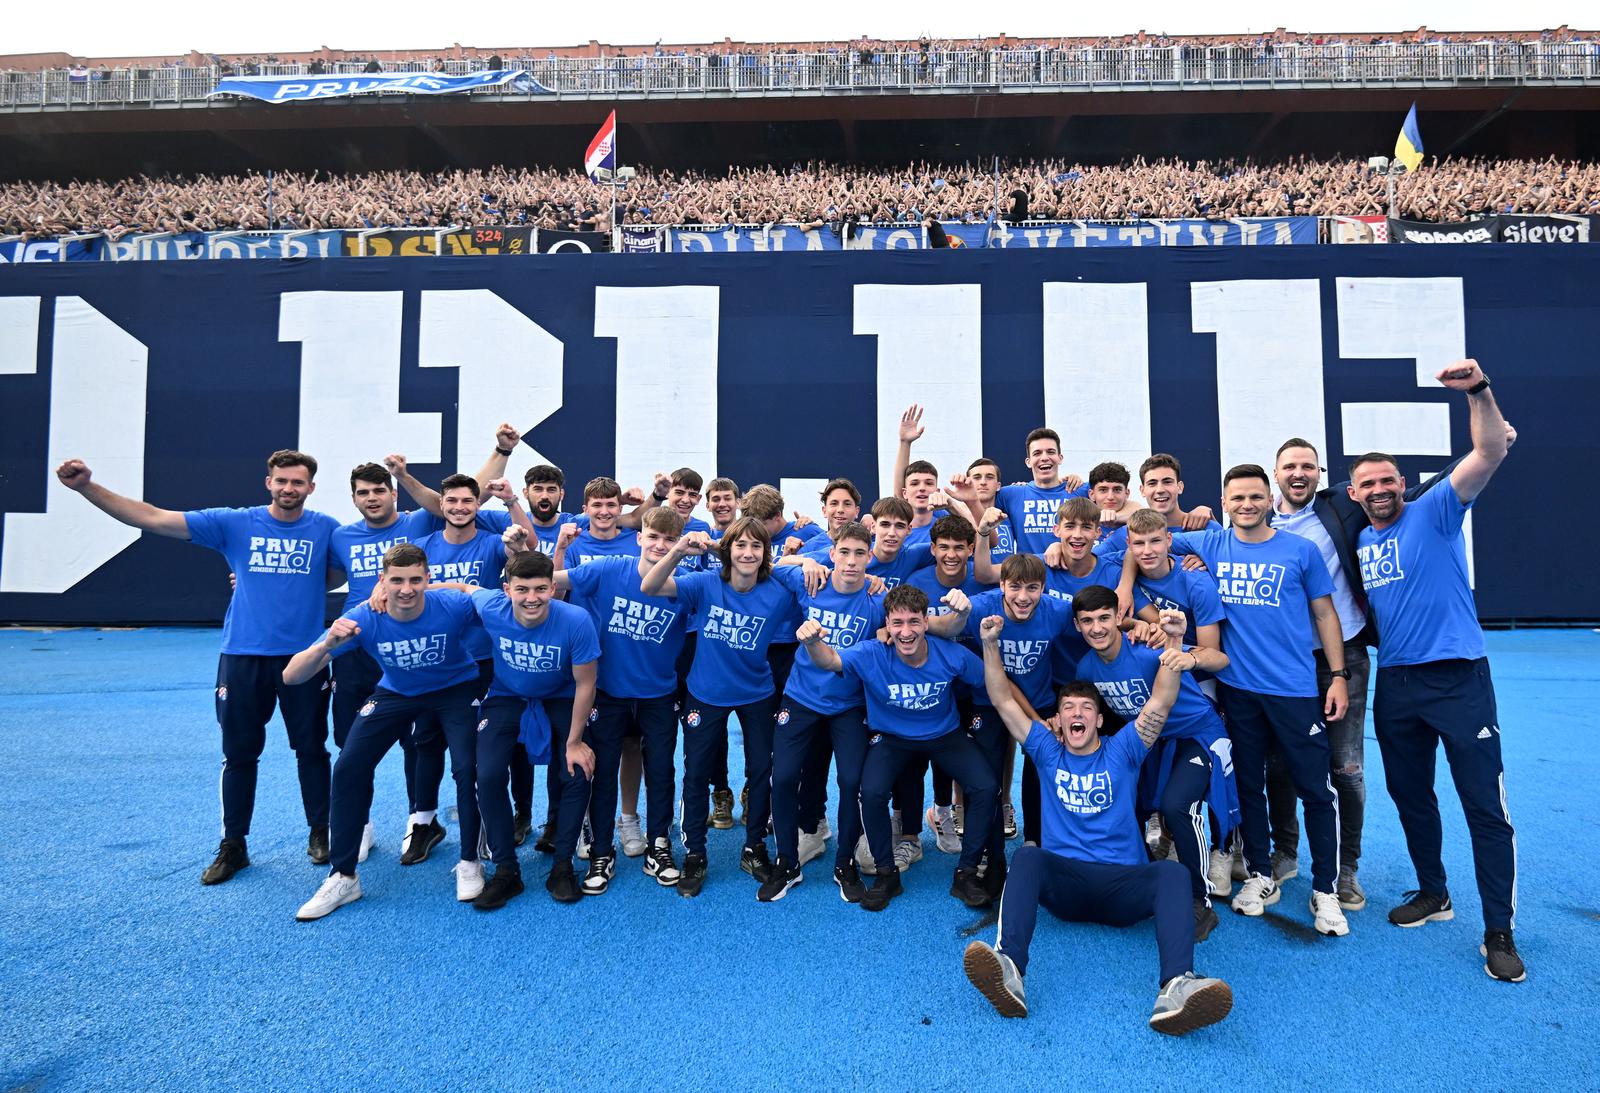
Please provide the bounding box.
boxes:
[56,451,342,885]
[1348,360,1523,983]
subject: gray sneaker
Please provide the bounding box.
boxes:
[1337,866,1366,911]
[797,827,827,866]
[893,838,923,872]
[1149,972,1233,1036]
[963,940,1027,1017]
[854,835,877,876]
[1270,849,1299,883]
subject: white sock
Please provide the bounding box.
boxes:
[411,810,436,826]
[621,812,640,823]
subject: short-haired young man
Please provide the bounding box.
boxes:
[963,457,1016,561]
[285,544,488,919]
[1096,454,1218,555]
[1086,461,1140,541]
[801,585,998,912]
[950,427,1087,557]
[694,476,741,819]
[57,450,342,884]
[557,477,644,568]
[1349,360,1524,982]
[963,608,1233,1034]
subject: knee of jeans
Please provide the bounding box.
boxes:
[1332,761,1364,786]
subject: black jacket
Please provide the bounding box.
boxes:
[1305,455,1464,646]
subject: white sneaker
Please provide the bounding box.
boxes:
[1231,874,1280,917]
[797,827,827,866]
[1144,814,1166,853]
[577,818,592,861]
[1230,846,1249,883]
[357,821,376,865]
[855,834,877,876]
[927,806,961,854]
[1207,849,1233,898]
[454,860,485,902]
[296,872,361,921]
[814,817,832,842]
[618,814,647,858]
[893,838,923,872]
[1310,890,1350,937]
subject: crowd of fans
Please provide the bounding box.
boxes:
[4,157,1599,238]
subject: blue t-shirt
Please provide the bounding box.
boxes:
[470,590,600,701]
[1115,556,1228,666]
[902,509,951,553]
[328,589,482,697]
[995,481,1091,556]
[1171,527,1334,698]
[185,505,343,655]
[1077,640,1223,741]
[838,637,986,741]
[675,572,794,706]
[1097,518,1220,556]
[564,555,687,699]
[963,590,1076,710]
[866,542,936,588]
[771,566,885,715]
[1040,555,1135,680]
[1024,720,1147,867]
[769,520,823,560]
[527,513,584,558]
[566,529,642,567]
[1357,483,1485,668]
[414,527,507,662]
[331,509,438,613]
[987,520,1018,563]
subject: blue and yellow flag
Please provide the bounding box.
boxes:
[1395,103,1424,172]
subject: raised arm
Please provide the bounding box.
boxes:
[796,619,842,673]
[924,588,972,638]
[979,615,1035,744]
[891,403,923,502]
[385,454,442,517]
[283,616,358,685]
[472,423,521,490]
[1437,360,1510,505]
[640,531,708,597]
[55,460,189,539]
[483,477,535,537]
[972,508,1006,584]
[1132,608,1189,748]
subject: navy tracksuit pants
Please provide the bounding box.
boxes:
[997,845,1193,986]
[680,692,777,859]
[332,646,422,814]
[860,726,1000,873]
[590,690,679,848]
[478,696,584,870]
[1159,737,1217,904]
[215,653,330,841]
[1220,684,1340,894]
[1374,657,1517,930]
[327,679,480,876]
[770,696,867,867]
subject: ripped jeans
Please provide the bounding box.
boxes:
[1266,642,1369,872]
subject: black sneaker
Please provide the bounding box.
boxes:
[473,868,525,911]
[757,858,804,902]
[399,819,446,866]
[833,863,866,903]
[861,868,904,912]
[201,839,249,885]
[307,826,329,865]
[951,867,992,908]
[1195,898,1220,943]
[1388,889,1453,928]
[534,821,556,855]
[678,853,708,898]
[1481,929,1527,982]
[581,852,616,896]
[546,859,582,903]
[513,809,533,847]
[982,859,1008,901]
[740,844,774,884]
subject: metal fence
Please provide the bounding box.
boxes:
[4,42,1599,108]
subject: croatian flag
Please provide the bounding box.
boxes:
[585,110,617,181]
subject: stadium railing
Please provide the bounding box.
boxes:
[3,42,1599,108]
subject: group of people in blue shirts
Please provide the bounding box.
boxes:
[52,357,1523,1034]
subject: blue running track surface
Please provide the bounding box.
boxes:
[1,628,1597,1091]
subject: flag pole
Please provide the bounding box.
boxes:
[610,112,618,238]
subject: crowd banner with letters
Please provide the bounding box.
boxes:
[620,226,665,253]
[534,229,613,253]
[212,69,547,104]
[989,217,1317,247]
[1388,218,1500,244]
[349,228,536,257]
[1,247,1589,624]
[1386,215,1599,244]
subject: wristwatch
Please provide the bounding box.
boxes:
[494,445,515,456]
[1466,375,1491,394]
[1330,668,1351,680]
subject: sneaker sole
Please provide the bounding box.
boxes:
[296,889,360,921]
[1338,894,1367,911]
[835,884,863,904]
[200,861,248,886]
[1149,980,1233,1036]
[472,887,523,911]
[1231,888,1281,916]
[709,817,734,830]
[1479,945,1528,983]
[644,862,681,887]
[1314,917,1350,937]
[963,942,1027,1018]
[621,841,648,858]
[758,874,803,903]
[1273,866,1299,882]
[1392,908,1454,928]
[676,882,703,899]
[400,830,445,866]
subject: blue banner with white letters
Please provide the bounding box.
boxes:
[989,217,1317,247]
[0,247,1590,623]
[213,69,546,103]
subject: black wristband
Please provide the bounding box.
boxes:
[653,493,668,503]
[1465,376,1491,395]
[494,445,514,456]
[1330,668,1351,680]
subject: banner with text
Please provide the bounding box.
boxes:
[212,69,545,104]
[1388,214,1599,243]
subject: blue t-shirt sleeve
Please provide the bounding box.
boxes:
[837,642,877,684]
[326,604,373,659]
[769,565,807,597]
[1021,719,1062,770]
[675,571,712,614]
[1111,722,1150,765]
[1421,476,1471,536]
[953,644,986,689]
[468,586,499,619]
[183,507,239,553]
[563,559,604,598]
[906,543,936,572]
[1299,537,1335,601]
[570,612,602,666]
[1167,530,1206,559]
[1188,573,1227,627]
[475,509,513,533]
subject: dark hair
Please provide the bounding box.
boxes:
[706,476,740,497]
[1056,679,1104,711]
[1024,427,1060,454]
[349,462,392,491]
[903,459,939,484]
[1276,437,1319,463]
[870,497,914,524]
[439,473,480,497]
[1222,463,1271,491]
[1000,553,1047,585]
[716,516,772,582]
[1139,454,1181,483]
[524,464,565,487]
[739,485,785,522]
[1348,451,1400,478]
[641,507,685,537]
[1088,461,1130,488]
[929,513,975,546]
[671,467,703,492]
[967,456,1001,474]
[583,476,622,503]
[883,585,930,617]
[1071,585,1119,617]
[821,478,862,506]
[504,551,554,582]
[832,520,873,549]
[267,449,318,477]
[1056,497,1100,526]
[383,543,428,570]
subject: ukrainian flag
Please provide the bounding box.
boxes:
[1395,103,1424,172]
